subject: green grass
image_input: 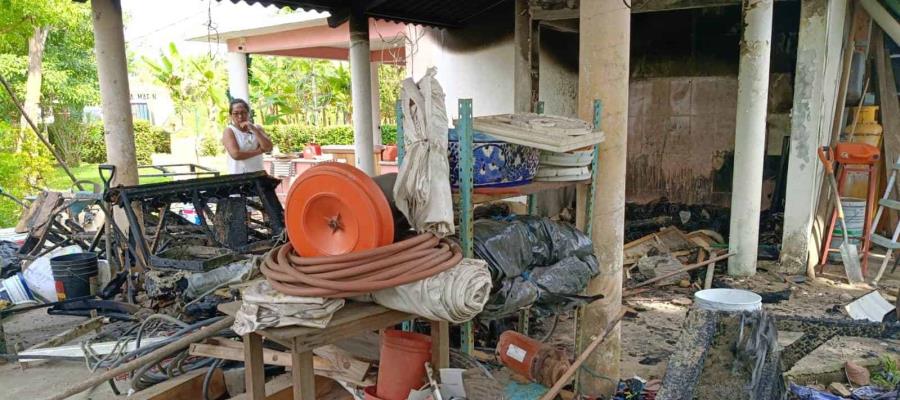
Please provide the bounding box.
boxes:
[43,163,171,191]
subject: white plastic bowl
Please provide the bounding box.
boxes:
[694,289,762,312]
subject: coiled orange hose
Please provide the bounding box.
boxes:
[260,233,462,298]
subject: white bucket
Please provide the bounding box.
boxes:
[0,273,37,305]
[694,289,762,312]
[828,198,867,263]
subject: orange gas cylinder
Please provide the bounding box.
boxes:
[285,163,394,257]
[497,330,544,380]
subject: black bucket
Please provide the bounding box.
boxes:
[50,252,99,300]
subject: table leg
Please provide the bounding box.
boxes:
[292,338,316,400]
[243,333,266,400]
[430,320,449,369]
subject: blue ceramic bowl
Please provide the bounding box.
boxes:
[447,128,540,187]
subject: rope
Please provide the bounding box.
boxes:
[260,232,462,298]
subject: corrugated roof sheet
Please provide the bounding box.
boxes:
[218,0,510,28]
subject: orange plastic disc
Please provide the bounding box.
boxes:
[285,162,394,257]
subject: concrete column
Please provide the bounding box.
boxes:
[227,51,250,102]
[91,0,137,187]
[576,0,629,396]
[349,11,376,175]
[781,0,830,273]
[727,0,773,276]
[513,0,531,113]
[781,0,849,274]
[370,61,382,146]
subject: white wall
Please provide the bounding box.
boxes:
[407,27,515,121]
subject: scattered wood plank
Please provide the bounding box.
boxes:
[228,374,342,400]
[625,252,736,291]
[48,316,235,400]
[624,227,697,265]
[130,368,226,400]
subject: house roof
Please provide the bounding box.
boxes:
[217,0,510,28]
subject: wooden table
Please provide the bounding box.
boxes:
[218,301,449,400]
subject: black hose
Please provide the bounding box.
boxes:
[203,359,226,400]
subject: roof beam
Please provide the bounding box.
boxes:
[530,0,764,20]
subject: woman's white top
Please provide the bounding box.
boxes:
[226,123,264,174]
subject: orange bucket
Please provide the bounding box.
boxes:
[376,330,432,400]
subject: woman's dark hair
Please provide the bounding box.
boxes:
[229,98,250,114]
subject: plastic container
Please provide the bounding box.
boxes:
[0,273,36,305]
[694,289,762,312]
[50,252,99,300]
[23,245,82,301]
[497,330,543,381]
[382,145,398,162]
[376,330,432,400]
[364,386,386,400]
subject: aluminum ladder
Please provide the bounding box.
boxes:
[869,156,900,284]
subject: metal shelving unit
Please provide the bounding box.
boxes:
[396,98,604,354]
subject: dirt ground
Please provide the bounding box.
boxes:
[615,259,900,384]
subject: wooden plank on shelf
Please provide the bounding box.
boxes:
[217,302,413,352]
[130,368,226,400]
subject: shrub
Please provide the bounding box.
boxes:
[82,121,172,164]
[263,123,399,153]
[199,135,220,157]
[380,124,397,145]
[49,117,92,166]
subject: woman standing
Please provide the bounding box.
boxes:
[221,98,273,174]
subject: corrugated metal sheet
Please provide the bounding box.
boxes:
[219,0,509,28]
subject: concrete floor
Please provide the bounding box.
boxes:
[0,309,119,400]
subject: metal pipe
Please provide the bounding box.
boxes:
[728,0,774,276]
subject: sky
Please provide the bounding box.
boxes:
[121,0,282,58]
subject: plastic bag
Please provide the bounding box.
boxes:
[474,216,599,319]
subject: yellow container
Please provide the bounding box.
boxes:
[845,106,883,147]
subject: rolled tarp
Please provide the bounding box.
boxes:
[365,258,492,323]
[393,67,454,237]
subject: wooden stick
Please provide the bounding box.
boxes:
[539,310,625,400]
[627,252,735,290]
[0,75,83,191]
[46,316,234,400]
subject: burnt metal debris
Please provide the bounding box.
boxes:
[105,171,284,272]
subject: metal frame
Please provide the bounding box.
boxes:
[137,163,219,179]
[395,99,603,354]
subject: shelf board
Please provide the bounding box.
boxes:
[453,179,591,204]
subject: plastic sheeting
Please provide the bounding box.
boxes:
[233,280,345,335]
[358,258,492,323]
[393,67,454,237]
[474,216,599,319]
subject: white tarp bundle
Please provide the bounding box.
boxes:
[233,280,345,334]
[394,67,454,237]
[365,258,492,323]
